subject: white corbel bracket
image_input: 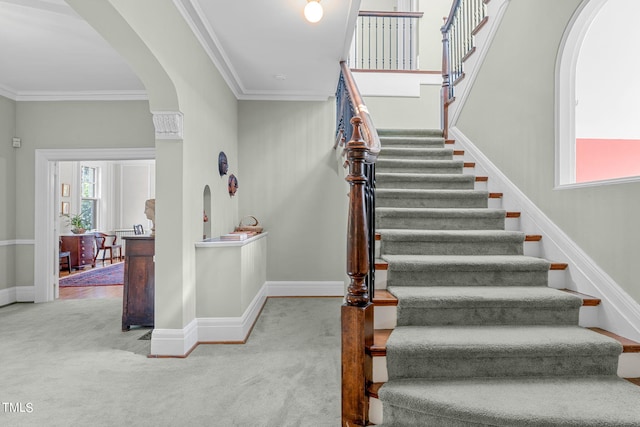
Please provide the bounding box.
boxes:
[152,111,183,140]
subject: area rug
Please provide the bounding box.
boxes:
[59,262,124,287]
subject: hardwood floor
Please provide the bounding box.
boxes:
[59,285,123,299]
[58,262,123,300]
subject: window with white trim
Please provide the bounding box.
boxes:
[81,165,99,230]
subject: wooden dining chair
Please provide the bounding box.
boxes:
[93,232,123,265]
[59,238,71,274]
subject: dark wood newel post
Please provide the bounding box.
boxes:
[342,116,374,426]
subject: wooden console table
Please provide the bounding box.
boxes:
[60,234,96,270]
[122,236,155,331]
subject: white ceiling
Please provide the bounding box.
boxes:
[0,0,359,101]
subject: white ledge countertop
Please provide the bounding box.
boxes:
[195,232,267,248]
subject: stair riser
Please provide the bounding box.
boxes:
[387,269,549,287]
[376,215,505,230]
[396,306,580,327]
[386,354,620,380]
[381,241,523,256]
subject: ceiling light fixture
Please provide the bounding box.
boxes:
[304,0,323,23]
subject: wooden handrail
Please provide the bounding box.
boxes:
[339,62,381,161]
[358,10,424,18]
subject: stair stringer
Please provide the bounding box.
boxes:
[448,125,640,345]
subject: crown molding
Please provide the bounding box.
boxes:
[172,0,244,98]
[13,91,148,102]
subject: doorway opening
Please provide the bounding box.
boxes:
[34,148,155,303]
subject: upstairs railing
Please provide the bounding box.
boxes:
[441,0,488,136]
[336,61,380,426]
[349,10,424,71]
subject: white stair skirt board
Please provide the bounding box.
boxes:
[449,126,640,342]
[374,306,397,330]
[266,281,344,297]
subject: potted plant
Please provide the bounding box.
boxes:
[63,213,89,234]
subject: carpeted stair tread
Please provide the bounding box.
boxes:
[386,324,621,357]
[383,255,550,271]
[378,376,640,427]
[376,158,463,174]
[379,229,525,243]
[376,173,475,190]
[377,189,489,209]
[376,207,506,230]
[385,325,622,379]
[389,286,582,326]
[383,255,551,287]
[379,229,525,256]
[378,147,454,160]
[389,286,581,309]
[378,128,443,137]
[379,136,446,148]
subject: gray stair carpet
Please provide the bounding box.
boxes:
[374,129,640,426]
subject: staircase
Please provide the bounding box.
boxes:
[370,129,640,426]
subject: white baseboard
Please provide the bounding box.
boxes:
[16,286,35,302]
[266,281,344,297]
[197,284,268,343]
[150,318,198,357]
[149,281,344,356]
[450,126,640,342]
[0,286,35,306]
[0,287,16,306]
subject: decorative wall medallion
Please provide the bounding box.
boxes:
[151,111,184,140]
[228,174,238,197]
[218,151,228,176]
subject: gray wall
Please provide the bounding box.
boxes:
[456,0,640,304]
[0,95,16,291]
[14,101,155,288]
[238,100,348,282]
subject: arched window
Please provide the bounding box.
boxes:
[557,0,640,186]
